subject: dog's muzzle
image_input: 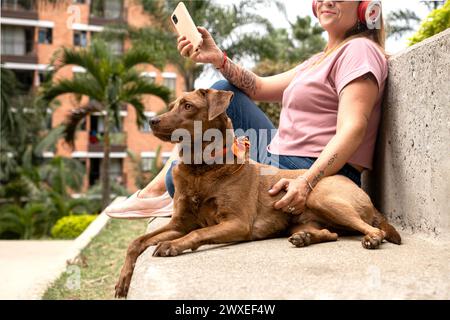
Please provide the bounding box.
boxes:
[149,116,161,127]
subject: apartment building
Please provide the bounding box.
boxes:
[1,0,184,193]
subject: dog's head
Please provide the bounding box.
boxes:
[149,88,234,142]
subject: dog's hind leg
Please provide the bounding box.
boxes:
[288,222,338,248]
[372,208,401,245]
[306,189,390,250]
[312,201,386,249]
[115,223,186,298]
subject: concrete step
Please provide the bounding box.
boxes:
[127,217,450,300]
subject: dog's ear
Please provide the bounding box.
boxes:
[204,89,234,120]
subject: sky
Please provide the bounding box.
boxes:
[195,0,433,88]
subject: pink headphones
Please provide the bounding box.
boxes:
[312,0,382,29]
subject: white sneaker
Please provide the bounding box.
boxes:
[104,190,173,219]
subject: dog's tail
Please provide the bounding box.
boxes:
[373,208,401,245]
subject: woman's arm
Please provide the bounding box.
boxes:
[216,56,298,102]
[303,72,379,187]
[180,27,297,103]
[270,72,379,212]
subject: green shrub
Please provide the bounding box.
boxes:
[51,214,97,239]
[408,1,450,46]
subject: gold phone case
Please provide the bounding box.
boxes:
[171,2,203,56]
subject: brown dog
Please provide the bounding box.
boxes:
[114,88,401,298]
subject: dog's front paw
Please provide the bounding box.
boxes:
[114,271,133,299]
[152,241,182,257]
[288,231,311,247]
[362,234,383,249]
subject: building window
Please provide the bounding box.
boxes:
[1,0,35,10]
[45,109,52,130]
[141,72,156,84]
[89,157,125,187]
[109,158,123,185]
[74,30,88,47]
[141,112,156,132]
[1,26,26,55]
[37,70,50,85]
[89,158,100,186]
[90,114,122,137]
[12,69,34,93]
[141,157,154,172]
[105,0,122,19]
[141,154,169,171]
[79,118,86,131]
[163,77,176,92]
[109,39,123,55]
[38,28,52,44]
[141,120,152,133]
[91,0,122,19]
[90,31,122,55]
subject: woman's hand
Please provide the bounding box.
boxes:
[268,176,312,215]
[177,27,223,67]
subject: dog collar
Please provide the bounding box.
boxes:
[205,136,250,163]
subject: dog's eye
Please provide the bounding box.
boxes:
[184,103,192,111]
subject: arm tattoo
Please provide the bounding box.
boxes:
[311,153,338,187]
[311,169,325,188]
[220,58,257,97]
[327,153,338,166]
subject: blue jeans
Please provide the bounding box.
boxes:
[165,80,362,198]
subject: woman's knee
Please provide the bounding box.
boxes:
[211,80,237,92]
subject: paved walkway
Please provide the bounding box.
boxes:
[128,218,450,299]
[0,240,73,299]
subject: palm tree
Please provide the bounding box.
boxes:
[39,39,171,209]
[39,156,85,198]
[0,203,48,239]
[0,69,49,184]
[0,68,18,141]
[101,0,285,90]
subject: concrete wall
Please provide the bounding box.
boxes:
[362,28,450,237]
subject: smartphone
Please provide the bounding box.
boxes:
[171,2,203,56]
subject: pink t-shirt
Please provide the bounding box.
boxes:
[267,37,388,170]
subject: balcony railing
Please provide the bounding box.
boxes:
[88,132,127,152]
[1,0,38,19]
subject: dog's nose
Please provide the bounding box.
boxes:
[149,117,160,126]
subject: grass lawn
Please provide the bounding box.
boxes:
[43,218,148,300]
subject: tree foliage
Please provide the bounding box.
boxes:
[101,0,285,90]
[408,0,450,46]
[386,0,447,40]
[39,39,171,209]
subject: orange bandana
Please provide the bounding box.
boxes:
[231,136,251,159]
[204,136,251,163]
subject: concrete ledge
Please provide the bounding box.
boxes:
[129,31,450,300]
[363,28,450,236]
[128,218,450,300]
